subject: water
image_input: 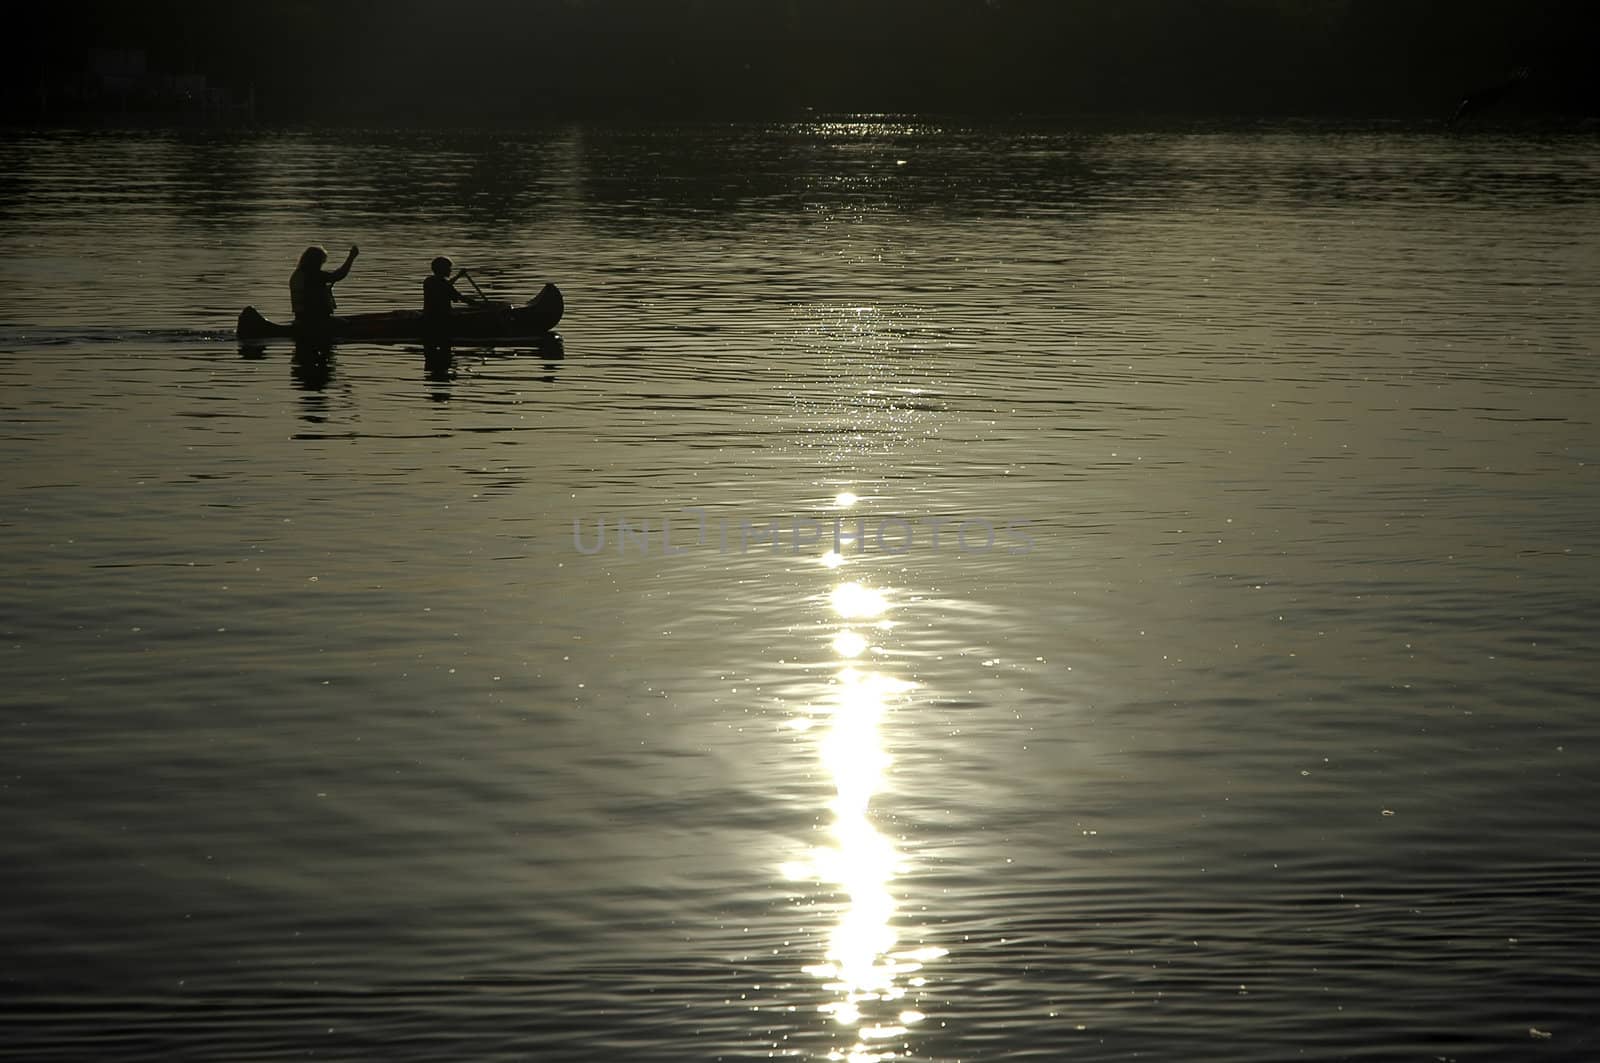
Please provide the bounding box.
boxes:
[2,123,1598,1061]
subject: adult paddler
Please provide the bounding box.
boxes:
[289,244,359,330]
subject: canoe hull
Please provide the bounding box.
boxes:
[238,283,563,343]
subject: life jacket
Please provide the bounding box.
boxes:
[290,267,337,321]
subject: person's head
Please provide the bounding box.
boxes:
[431,256,453,277]
[297,246,327,271]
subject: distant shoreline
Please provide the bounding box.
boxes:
[4,112,1599,136]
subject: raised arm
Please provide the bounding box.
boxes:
[327,245,360,284]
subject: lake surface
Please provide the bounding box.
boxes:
[1,122,1598,1061]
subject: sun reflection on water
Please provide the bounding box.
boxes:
[787,533,944,1061]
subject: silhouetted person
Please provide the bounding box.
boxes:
[290,244,359,329]
[422,256,481,338]
[1449,67,1531,125]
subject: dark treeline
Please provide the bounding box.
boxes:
[11,0,1600,123]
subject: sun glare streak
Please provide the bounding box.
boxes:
[832,630,869,658]
[831,582,888,620]
[783,580,932,1062]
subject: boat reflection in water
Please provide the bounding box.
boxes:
[783,496,945,1062]
[423,333,565,388]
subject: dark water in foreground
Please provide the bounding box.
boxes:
[1,123,1598,1061]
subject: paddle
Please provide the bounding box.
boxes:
[456,268,489,304]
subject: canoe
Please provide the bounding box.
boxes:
[237,283,563,343]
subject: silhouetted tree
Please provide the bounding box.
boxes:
[7,0,1597,122]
